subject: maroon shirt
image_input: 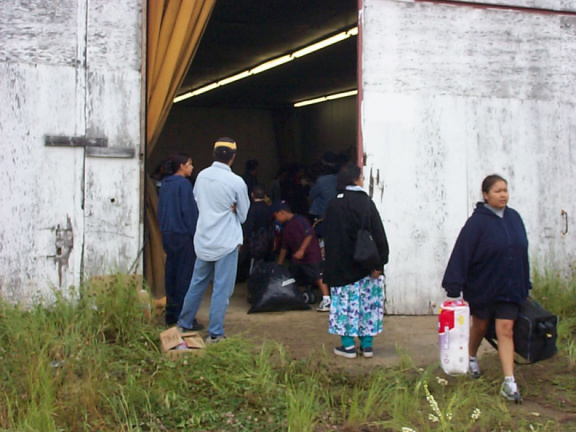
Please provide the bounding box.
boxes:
[280,214,322,264]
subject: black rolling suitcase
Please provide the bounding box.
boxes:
[486,297,558,364]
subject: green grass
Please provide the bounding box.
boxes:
[0,271,574,431]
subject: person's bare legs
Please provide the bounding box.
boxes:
[469,316,490,357]
[317,279,329,297]
[316,278,331,311]
[495,318,515,377]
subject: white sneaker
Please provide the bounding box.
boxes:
[205,335,226,344]
[317,298,331,312]
[500,379,522,403]
[468,357,482,379]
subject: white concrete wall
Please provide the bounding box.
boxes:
[361,0,576,313]
[0,0,143,302]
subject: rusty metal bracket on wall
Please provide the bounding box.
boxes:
[45,136,107,147]
[45,216,74,287]
[45,135,135,158]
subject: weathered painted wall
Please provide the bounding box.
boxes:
[362,1,576,313]
[0,0,143,302]
[449,0,576,12]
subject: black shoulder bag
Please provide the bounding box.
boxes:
[352,198,380,270]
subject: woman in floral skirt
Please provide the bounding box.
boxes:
[323,162,389,358]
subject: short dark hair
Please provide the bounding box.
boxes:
[214,146,236,163]
[482,174,507,195]
[336,162,362,191]
[252,183,266,199]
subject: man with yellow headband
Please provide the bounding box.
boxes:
[178,137,250,343]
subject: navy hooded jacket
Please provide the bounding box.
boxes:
[157,175,198,237]
[442,202,530,308]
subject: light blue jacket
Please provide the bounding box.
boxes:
[193,162,250,261]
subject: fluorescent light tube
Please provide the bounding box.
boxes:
[218,71,251,86]
[173,26,358,103]
[250,55,293,75]
[294,90,357,107]
[190,82,220,96]
[293,31,349,58]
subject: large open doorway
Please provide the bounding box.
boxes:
[150,0,358,190]
[147,0,359,297]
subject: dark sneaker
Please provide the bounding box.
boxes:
[468,357,482,379]
[177,319,204,333]
[334,346,357,359]
[205,335,227,344]
[500,379,522,403]
[191,319,205,331]
[359,346,374,358]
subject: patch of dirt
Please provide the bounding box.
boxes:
[194,282,488,368]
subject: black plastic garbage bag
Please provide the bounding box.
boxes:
[247,262,310,313]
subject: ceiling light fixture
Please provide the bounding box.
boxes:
[174,26,358,104]
[293,90,358,108]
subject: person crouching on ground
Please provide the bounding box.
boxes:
[177,137,250,344]
[271,200,331,312]
[322,162,389,359]
[442,174,530,403]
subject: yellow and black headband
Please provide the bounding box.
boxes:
[214,139,237,150]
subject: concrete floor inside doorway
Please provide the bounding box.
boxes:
[190,281,491,369]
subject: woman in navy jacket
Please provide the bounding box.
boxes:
[442,174,530,403]
[157,153,199,327]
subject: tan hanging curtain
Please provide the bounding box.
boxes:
[145,0,215,298]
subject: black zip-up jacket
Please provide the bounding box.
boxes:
[323,189,389,287]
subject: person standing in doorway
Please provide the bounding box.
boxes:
[323,163,389,359]
[178,137,250,343]
[442,174,530,403]
[157,153,202,328]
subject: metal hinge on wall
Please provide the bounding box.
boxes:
[45,135,135,158]
[46,216,74,287]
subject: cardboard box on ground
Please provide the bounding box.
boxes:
[160,327,206,359]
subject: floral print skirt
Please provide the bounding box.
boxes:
[329,275,385,337]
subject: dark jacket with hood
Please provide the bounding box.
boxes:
[323,188,389,287]
[157,175,199,237]
[442,202,530,308]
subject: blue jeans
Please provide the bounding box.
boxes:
[178,248,239,337]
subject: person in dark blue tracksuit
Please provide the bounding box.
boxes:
[157,153,201,328]
[442,174,530,403]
